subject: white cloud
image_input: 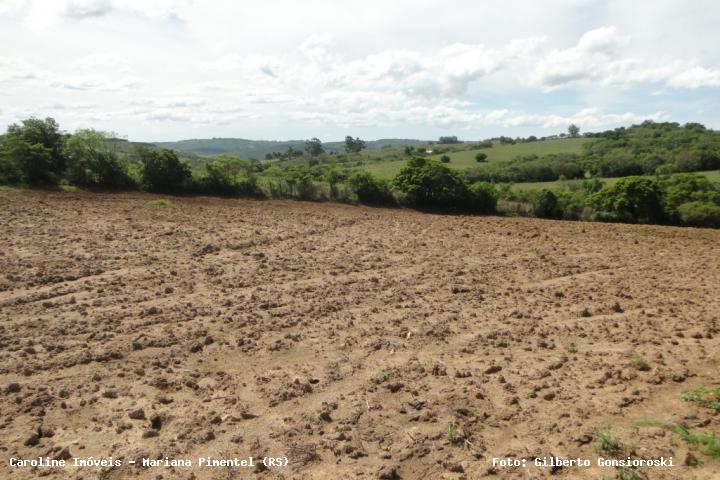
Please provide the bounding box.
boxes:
[534,25,720,90]
[1,1,720,140]
[18,0,192,31]
[72,53,133,73]
[49,74,143,91]
[0,56,42,81]
[667,66,720,89]
[576,25,627,55]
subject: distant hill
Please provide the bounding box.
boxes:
[153,137,427,160]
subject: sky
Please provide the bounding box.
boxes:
[2,0,720,142]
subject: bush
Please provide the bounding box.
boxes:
[0,149,22,184]
[0,136,54,184]
[590,176,664,223]
[440,155,450,163]
[556,190,586,220]
[347,171,395,205]
[138,147,191,192]
[323,165,348,200]
[661,173,720,221]
[393,157,472,210]
[532,189,561,218]
[468,181,497,213]
[582,178,604,194]
[475,152,488,162]
[64,129,134,188]
[1,117,66,184]
[199,154,262,196]
[465,153,584,184]
[677,202,720,227]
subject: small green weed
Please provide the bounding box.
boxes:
[634,420,720,460]
[445,423,461,444]
[681,387,720,412]
[146,199,173,207]
[616,466,644,480]
[595,426,622,455]
[631,356,650,371]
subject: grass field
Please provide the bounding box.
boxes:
[360,137,588,179]
[510,169,720,192]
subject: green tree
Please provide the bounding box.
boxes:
[347,171,395,205]
[323,165,347,199]
[0,136,53,184]
[0,138,22,184]
[568,124,580,138]
[468,181,497,213]
[344,136,366,153]
[677,202,720,227]
[304,137,324,156]
[63,129,131,188]
[1,117,66,184]
[201,154,260,196]
[138,147,191,192]
[532,189,561,218]
[590,176,664,223]
[582,177,604,194]
[393,157,472,209]
[661,173,720,222]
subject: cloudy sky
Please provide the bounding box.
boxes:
[1,0,720,142]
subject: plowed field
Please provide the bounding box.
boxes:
[1,189,718,479]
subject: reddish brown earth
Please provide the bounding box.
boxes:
[0,189,719,480]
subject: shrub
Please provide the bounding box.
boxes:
[393,157,472,210]
[662,173,720,221]
[138,147,191,192]
[284,166,319,200]
[199,154,262,196]
[323,165,348,200]
[347,171,395,205]
[582,177,604,194]
[532,189,561,218]
[556,190,586,220]
[1,117,66,184]
[468,181,497,213]
[63,129,134,188]
[590,177,664,224]
[0,149,22,184]
[464,153,584,184]
[677,202,720,228]
[475,152,488,162]
[440,155,450,163]
[0,136,54,184]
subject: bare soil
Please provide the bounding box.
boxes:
[1,189,719,480]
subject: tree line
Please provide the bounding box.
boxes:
[467,121,720,184]
[1,117,718,228]
[502,174,720,228]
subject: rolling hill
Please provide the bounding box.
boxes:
[361,137,588,179]
[153,137,428,160]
